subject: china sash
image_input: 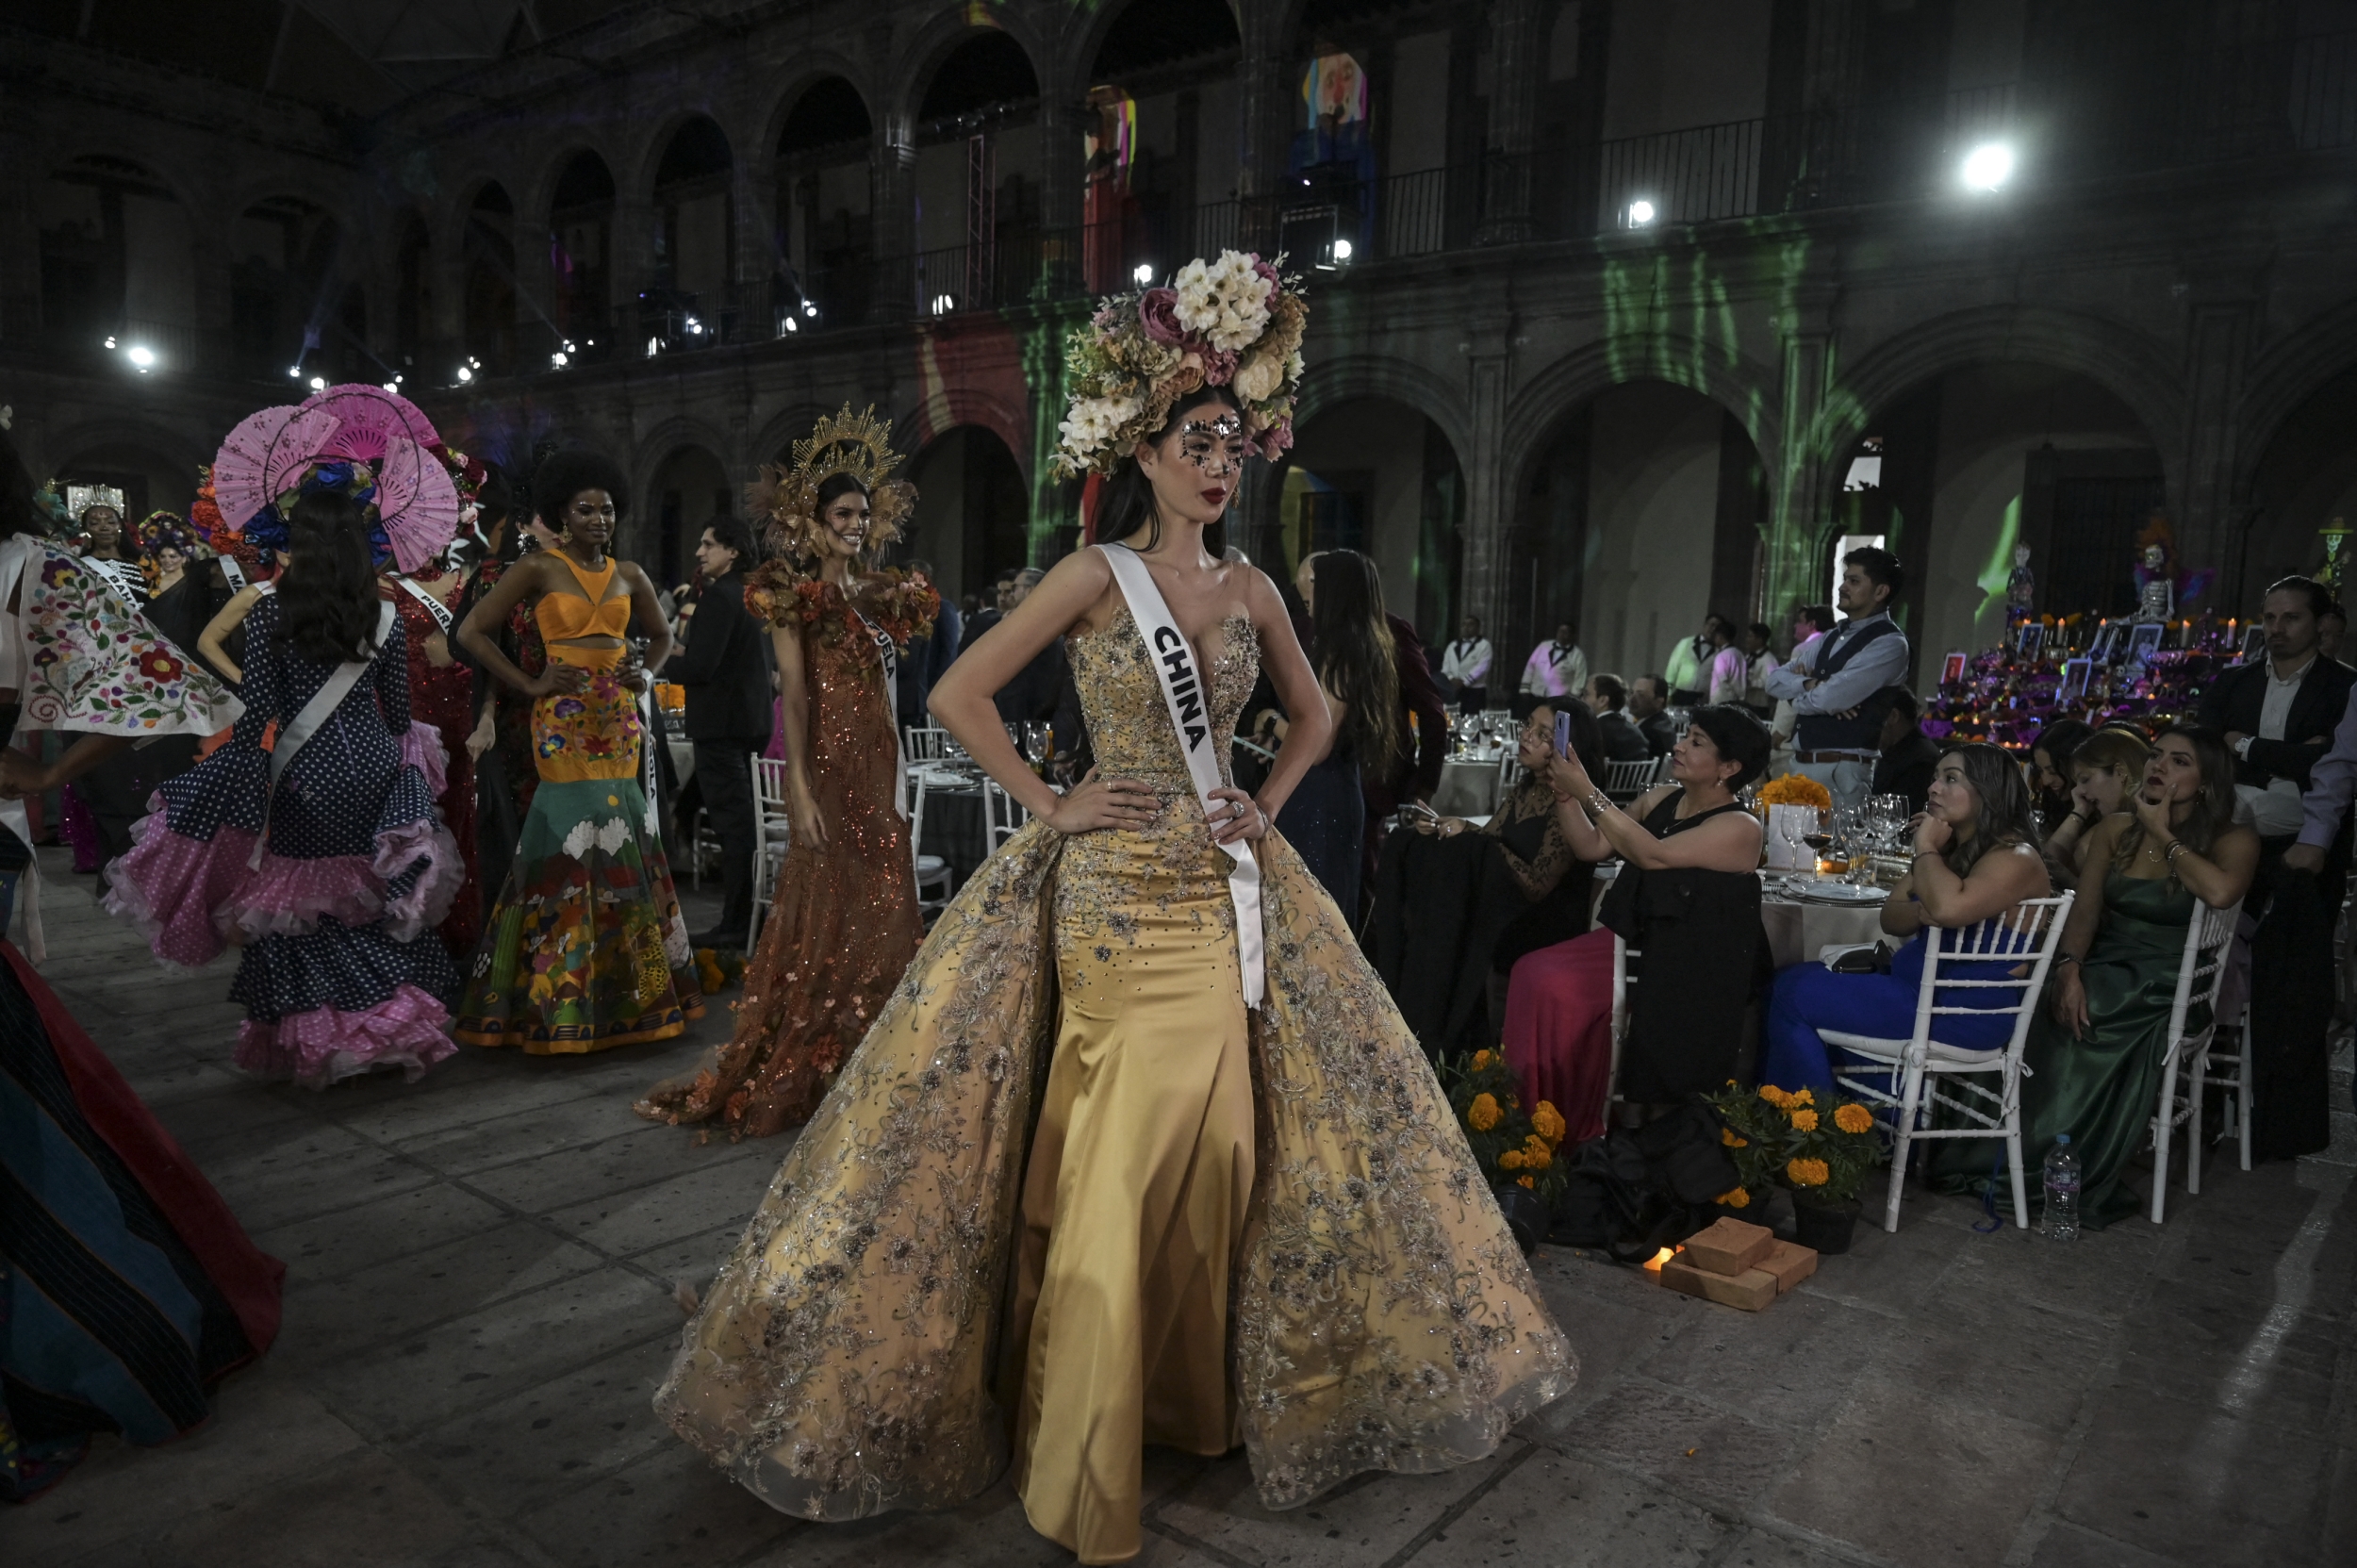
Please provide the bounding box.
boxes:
[1096,544,1264,1008]
[848,603,910,820]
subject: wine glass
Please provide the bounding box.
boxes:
[1801,807,1835,879]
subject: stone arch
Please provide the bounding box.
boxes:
[631,414,743,512]
[633,416,741,582]
[2233,295,2357,487]
[41,415,212,519]
[1499,333,1784,507]
[1816,305,2186,505]
[1071,0,1246,89]
[522,142,624,234]
[750,403,841,471]
[892,11,1053,124]
[1294,352,1475,486]
[629,109,737,204]
[758,60,879,177]
[900,384,1035,494]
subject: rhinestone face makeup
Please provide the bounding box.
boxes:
[1178,415,1248,477]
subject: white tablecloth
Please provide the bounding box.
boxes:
[1760,891,1890,969]
[1432,755,1506,817]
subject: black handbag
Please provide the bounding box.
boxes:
[1548,1102,1740,1263]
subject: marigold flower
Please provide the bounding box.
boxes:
[1789,1108,1819,1132]
[1787,1157,1830,1187]
[1789,1088,1815,1106]
[1717,1187,1751,1209]
[1531,1102,1567,1145]
[1468,1093,1500,1131]
[1498,1147,1525,1170]
[1835,1102,1874,1134]
[1758,1084,1791,1108]
[1722,1128,1748,1147]
[1517,1174,1536,1189]
[1471,1048,1494,1070]
[1520,1134,1553,1170]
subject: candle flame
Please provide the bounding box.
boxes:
[1644,1246,1674,1272]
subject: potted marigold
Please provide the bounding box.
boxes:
[1442,1048,1570,1252]
[1703,1081,1887,1254]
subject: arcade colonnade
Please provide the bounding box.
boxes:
[8,3,2357,669]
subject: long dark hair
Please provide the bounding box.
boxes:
[2112,723,2238,882]
[1303,550,1403,768]
[1097,386,1240,560]
[1935,742,2042,876]
[0,429,33,542]
[274,489,381,666]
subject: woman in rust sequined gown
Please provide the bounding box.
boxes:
[636,459,936,1137]
[383,562,482,955]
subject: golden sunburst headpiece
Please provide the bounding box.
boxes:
[747,404,916,563]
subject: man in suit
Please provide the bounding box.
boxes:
[2221,576,2357,1160]
[1627,673,1677,757]
[1870,687,1941,816]
[2203,576,2356,866]
[1582,673,1653,762]
[670,517,773,950]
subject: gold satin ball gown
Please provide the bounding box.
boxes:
[654,600,1574,1564]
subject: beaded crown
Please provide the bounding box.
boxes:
[747,404,916,563]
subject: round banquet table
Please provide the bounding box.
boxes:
[1759,880,1891,968]
[911,767,990,891]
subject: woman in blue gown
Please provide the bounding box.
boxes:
[1761,742,2052,1094]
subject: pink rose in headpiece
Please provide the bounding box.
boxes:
[1138,288,1185,346]
[1254,420,1294,459]
[1253,256,1282,305]
[1198,346,1238,387]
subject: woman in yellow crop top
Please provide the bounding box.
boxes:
[451,450,705,1052]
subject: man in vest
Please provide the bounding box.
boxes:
[1764,546,1910,813]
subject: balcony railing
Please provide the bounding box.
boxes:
[1594,119,1765,230]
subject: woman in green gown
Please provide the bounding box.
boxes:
[1936,725,2255,1228]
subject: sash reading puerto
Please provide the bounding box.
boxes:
[1095,543,1265,1009]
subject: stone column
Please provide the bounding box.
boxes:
[1476,0,1542,244]
[2176,258,2263,608]
[610,196,656,348]
[1458,315,1518,656]
[870,111,917,320]
[1036,94,1089,296]
[1760,277,1839,620]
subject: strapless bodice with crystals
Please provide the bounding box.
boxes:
[1065,604,1259,792]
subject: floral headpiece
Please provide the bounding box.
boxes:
[133,510,204,571]
[209,384,464,572]
[746,404,915,562]
[1051,249,1307,480]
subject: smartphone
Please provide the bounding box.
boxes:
[1554,710,1574,759]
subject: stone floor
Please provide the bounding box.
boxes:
[3,847,2353,1568]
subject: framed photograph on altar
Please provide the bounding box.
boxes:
[2059,658,2092,701]
[2125,621,2165,666]
[2013,621,2045,660]
[2241,623,2266,663]
[1940,650,1969,686]
[2087,622,2122,664]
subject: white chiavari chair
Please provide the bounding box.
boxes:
[748,756,793,949]
[1820,894,2077,1232]
[2148,897,2246,1222]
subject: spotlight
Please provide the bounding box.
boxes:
[307,375,325,391]
[931,293,955,315]
[646,336,662,357]
[1332,239,1353,262]
[382,382,399,394]
[288,366,303,378]
[551,352,569,369]
[684,316,701,334]
[1132,262,1155,286]
[103,335,116,349]
[125,345,156,369]
[455,365,473,383]
[1626,199,1656,227]
[783,317,798,333]
[802,304,817,318]
[1961,141,2016,191]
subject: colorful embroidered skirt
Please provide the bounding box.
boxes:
[453,774,704,1051]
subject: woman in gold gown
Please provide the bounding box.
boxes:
[654,255,1572,1564]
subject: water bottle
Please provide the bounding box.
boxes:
[2042,1135,2081,1241]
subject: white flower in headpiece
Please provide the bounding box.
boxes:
[1173,251,1273,353]
[1058,393,1145,468]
